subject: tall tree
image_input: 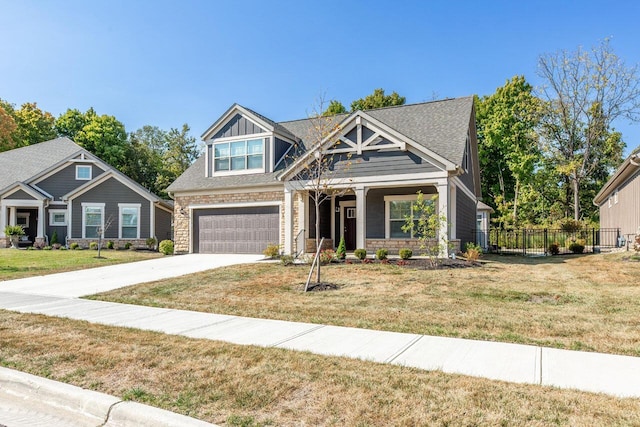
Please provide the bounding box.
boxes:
[350,88,405,111]
[123,125,166,194]
[0,100,17,152]
[74,114,129,169]
[55,108,96,139]
[12,102,57,146]
[322,100,347,116]
[156,124,199,194]
[475,76,541,227]
[537,39,638,221]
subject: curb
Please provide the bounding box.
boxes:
[0,367,217,426]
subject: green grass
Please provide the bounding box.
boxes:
[0,248,162,280]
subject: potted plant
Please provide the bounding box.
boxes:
[4,225,25,249]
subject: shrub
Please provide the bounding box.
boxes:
[43,246,52,250]
[354,248,367,260]
[464,242,482,261]
[319,249,336,264]
[263,244,280,258]
[569,241,585,254]
[158,239,174,255]
[336,236,346,260]
[124,242,132,250]
[89,242,98,250]
[559,218,583,233]
[548,242,560,255]
[59,246,67,250]
[399,248,413,260]
[50,230,59,245]
[280,254,294,266]
[376,248,388,260]
[146,237,157,250]
[106,241,115,250]
[4,225,25,236]
[70,242,80,250]
[26,246,35,251]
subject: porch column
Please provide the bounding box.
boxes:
[9,206,16,226]
[283,186,294,255]
[355,186,366,250]
[37,202,45,240]
[0,204,5,237]
[437,181,449,257]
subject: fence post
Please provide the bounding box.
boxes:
[522,229,526,255]
[544,228,548,256]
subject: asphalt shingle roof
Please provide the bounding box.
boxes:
[168,97,474,192]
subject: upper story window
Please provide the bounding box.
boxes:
[76,165,92,180]
[213,138,264,172]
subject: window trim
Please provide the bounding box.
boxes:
[118,203,141,239]
[211,137,265,175]
[81,203,104,239]
[384,194,437,239]
[76,165,92,180]
[614,189,618,204]
[49,209,67,226]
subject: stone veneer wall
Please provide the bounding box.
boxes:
[173,190,285,254]
[365,238,461,255]
[66,238,150,250]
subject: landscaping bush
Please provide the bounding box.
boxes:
[354,248,367,260]
[50,230,59,245]
[70,242,80,250]
[280,254,294,266]
[106,241,115,250]
[43,246,52,250]
[26,246,35,251]
[569,241,585,254]
[549,242,560,255]
[263,244,280,258]
[464,242,482,261]
[336,236,346,260]
[399,248,413,260]
[376,248,388,260]
[319,249,336,264]
[89,242,98,250]
[146,237,157,250]
[124,242,133,250]
[158,239,174,255]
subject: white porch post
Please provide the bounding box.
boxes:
[37,202,45,239]
[283,186,294,255]
[437,181,449,257]
[9,207,16,226]
[0,203,5,237]
[355,186,367,250]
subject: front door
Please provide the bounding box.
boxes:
[344,206,356,250]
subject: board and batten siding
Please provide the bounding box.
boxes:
[4,189,36,200]
[155,206,173,241]
[37,163,105,200]
[599,168,640,236]
[455,187,476,249]
[329,150,438,179]
[212,114,265,139]
[70,178,151,239]
[274,138,292,164]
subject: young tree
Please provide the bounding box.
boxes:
[401,191,449,267]
[537,39,639,221]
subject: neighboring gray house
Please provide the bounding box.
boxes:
[168,97,482,255]
[0,137,173,248]
[593,148,640,240]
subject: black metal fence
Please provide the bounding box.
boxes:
[474,228,622,256]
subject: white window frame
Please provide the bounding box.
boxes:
[81,203,104,239]
[211,137,265,175]
[16,213,29,228]
[384,194,438,239]
[76,165,92,180]
[118,203,141,239]
[614,189,618,204]
[49,209,67,226]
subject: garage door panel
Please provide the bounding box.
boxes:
[194,206,279,254]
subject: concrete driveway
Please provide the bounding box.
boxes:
[0,254,264,298]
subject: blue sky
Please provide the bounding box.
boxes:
[1,0,639,156]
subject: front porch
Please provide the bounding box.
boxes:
[0,204,46,248]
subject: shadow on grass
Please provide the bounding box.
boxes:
[480,253,593,266]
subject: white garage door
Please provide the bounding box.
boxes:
[194,206,279,254]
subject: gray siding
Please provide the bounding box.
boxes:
[155,206,173,242]
[45,205,68,243]
[38,163,105,200]
[307,196,331,239]
[458,140,475,192]
[330,150,438,179]
[599,168,640,236]
[206,145,213,177]
[456,187,476,249]
[365,186,438,238]
[5,189,36,200]
[212,114,265,139]
[71,178,151,239]
[274,138,291,164]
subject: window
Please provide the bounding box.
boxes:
[213,138,263,172]
[346,207,356,219]
[614,189,618,204]
[82,204,104,238]
[76,165,92,180]
[16,213,29,228]
[119,204,140,239]
[49,210,67,226]
[385,195,436,238]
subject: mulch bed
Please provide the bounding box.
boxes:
[343,257,480,269]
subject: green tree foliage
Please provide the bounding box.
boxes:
[350,88,405,111]
[475,76,541,227]
[74,114,129,169]
[55,108,96,139]
[322,100,347,116]
[11,102,57,147]
[401,191,449,266]
[158,124,199,191]
[537,39,637,221]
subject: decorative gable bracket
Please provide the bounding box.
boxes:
[327,116,406,155]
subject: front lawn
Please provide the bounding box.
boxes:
[0,249,162,280]
[1,311,638,426]
[90,252,640,356]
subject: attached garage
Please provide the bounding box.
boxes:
[193,205,280,254]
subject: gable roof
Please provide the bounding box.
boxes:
[0,137,82,193]
[593,148,640,205]
[168,97,476,193]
